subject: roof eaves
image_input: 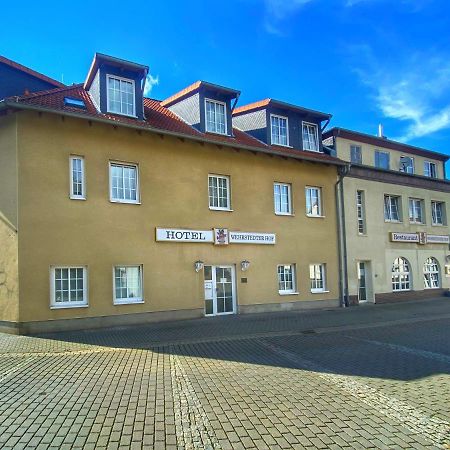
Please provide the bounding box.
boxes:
[1,100,347,167]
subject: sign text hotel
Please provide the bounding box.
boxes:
[156,228,276,245]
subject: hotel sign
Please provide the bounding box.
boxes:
[229,231,276,245]
[156,228,214,243]
[156,228,276,245]
[390,232,449,245]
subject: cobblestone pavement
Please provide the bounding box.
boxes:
[1,299,449,449]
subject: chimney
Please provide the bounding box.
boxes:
[378,123,386,139]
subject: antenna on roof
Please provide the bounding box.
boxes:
[378,123,386,139]
[61,74,64,84]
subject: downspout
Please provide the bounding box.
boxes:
[335,162,351,307]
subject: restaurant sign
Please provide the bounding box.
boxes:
[156,228,276,245]
[390,232,449,245]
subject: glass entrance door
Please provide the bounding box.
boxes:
[358,262,367,302]
[204,265,236,316]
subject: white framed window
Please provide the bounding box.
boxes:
[409,198,424,224]
[305,187,322,217]
[424,161,437,178]
[375,150,390,170]
[277,264,296,294]
[399,156,414,174]
[384,195,401,222]
[423,257,440,289]
[392,257,411,291]
[274,183,292,215]
[302,122,319,152]
[310,264,326,293]
[270,114,289,146]
[356,190,366,234]
[50,266,88,308]
[431,201,446,225]
[70,156,85,200]
[113,265,143,304]
[107,75,135,117]
[109,162,139,204]
[205,99,227,135]
[350,145,362,164]
[208,174,231,210]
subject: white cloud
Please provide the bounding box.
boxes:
[263,0,315,34]
[143,72,159,97]
[352,46,450,141]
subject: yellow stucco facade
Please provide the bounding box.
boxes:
[0,111,341,332]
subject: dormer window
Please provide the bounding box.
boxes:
[270,114,289,146]
[107,75,135,117]
[302,122,319,152]
[205,99,226,134]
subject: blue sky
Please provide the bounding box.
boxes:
[2,0,450,163]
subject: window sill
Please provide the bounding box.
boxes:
[205,130,228,137]
[271,142,292,148]
[303,148,321,153]
[50,304,88,310]
[311,290,329,294]
[278,291,299,296]
[431,223,446,227]
[424,287,440,290]
[106,110,138,119]
[357,233,368,237]
[385,220,403,224]
[209,207,233,212]
[70,196,86,201]
[110,199,141,205]
[275,212,295,217]
[114,299,145,305]
[306,214,325,219]
[409,222,426,226]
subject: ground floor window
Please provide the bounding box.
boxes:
[51,266,87,308]
[277,264,296,294]
[424,257,440,289]
[392,257,411,291]
[114,266,143,304]
[310,264,326,293]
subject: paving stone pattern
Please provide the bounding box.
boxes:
[0,299,449,449]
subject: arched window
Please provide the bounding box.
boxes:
[392,257,411,291]
[424,257,440,289]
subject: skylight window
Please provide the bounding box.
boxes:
[64,97,86,109]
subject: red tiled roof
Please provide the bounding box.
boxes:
[4,85,344,166]
[233,99,271,115]
[160,81,202,107]
[0,55,65,88]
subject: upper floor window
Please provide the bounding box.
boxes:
[270,114,289,146]
[305,187,322,217]
[274,183,292,215]
[399,156,414,174]
[409,198,424,224]
[431,201,445,225]
[205,99,226,135]
[107,75,135,117]
[350,145,362,164]
[110,162,139,204]
[70,156,85,200]
[375,150,390,170]
[424,161,437,178]
[208,174,231,210]
[384,195,401,222]
[356,190,366,234]
[51,266,87,308]
[302,122,319,152]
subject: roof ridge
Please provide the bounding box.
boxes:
[0,55,65,88]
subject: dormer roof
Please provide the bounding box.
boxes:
[233,98,331,121]
[84,53,148,90]
[161,81,240,107]
[0,55,65,89]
